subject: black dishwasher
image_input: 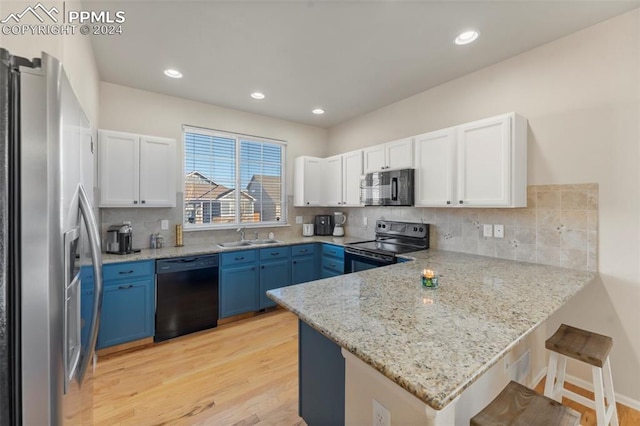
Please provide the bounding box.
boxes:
[155,255,219,342]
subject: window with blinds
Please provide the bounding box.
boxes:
[183,127,286,228]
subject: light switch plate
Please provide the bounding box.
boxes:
[295,216,303,224]
[161,220,169,230]
[363,217,368,226]
[483,224,493,238]
[494,224,504,238]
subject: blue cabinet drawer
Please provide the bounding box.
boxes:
[321,256,344,274]
[260,246,291,261]
[103,260,154,283]
[220,250,257,266]
[322,244,344,259]
[292,244,317,257]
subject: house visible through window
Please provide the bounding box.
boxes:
[183,127,286,228]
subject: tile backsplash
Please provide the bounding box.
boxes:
[342,184,598,272]
[100,184,597,272]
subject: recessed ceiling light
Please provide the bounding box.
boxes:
[164,69,183,79]
[312,108,325,115]
[454,30,479,45]
[251,92,266,100]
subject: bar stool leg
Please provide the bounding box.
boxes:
[593,365,607,425]
[545,352,568,403]
[602,357,619,426]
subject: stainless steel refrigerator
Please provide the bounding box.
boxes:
[0,49,103,424]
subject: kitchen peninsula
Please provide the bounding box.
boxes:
[267,249,596,425]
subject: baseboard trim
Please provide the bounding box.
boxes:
[532,366,640,411]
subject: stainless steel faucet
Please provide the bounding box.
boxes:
[237,227,245,241]
[253,230,259,240]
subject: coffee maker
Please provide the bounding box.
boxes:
[314,215,334,236]
[106,222,134,254]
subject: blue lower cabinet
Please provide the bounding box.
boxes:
[96,260,155,349]
[292,255,317,284]
[321,244,344,278]
[219,263,259,318]
[97,277,155,349]
[299,320,345,426]
[259,259,291,309]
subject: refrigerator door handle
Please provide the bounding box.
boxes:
[76,184,103,385]
[62,227,81,394]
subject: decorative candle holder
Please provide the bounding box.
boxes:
[421,269,439,289]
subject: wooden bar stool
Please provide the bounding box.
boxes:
[471,380,580,425]
[544,324,619,426]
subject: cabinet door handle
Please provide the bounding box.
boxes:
[330,263,336,268]
[293,261,297,264]
[270,252,280,256]
[118,284,133,290]
[261,265,265,269]
[133,200,138,204]
[300,249,307,253]
[446,200,451,205]
[251,267,256,271]
[459,200,464,204]
[119,270,134,275]
[234,256,244,261]
[141,200,146,204]
[306,202,310,205]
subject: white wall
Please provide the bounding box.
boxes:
[99,81,328,195]
[327,10,640,404]
[0,1,100,127]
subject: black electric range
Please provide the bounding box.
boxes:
[344,220,429,273]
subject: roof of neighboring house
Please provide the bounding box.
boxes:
[185,171,255,201]
[247,174,282,202]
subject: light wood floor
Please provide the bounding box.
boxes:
[92,310,640,425]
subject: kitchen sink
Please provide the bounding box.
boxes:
[248,239,281,245]
[216,241,252,248]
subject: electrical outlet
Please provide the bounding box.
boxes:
[483,224,493,238]
[363,217,368,226]
[161,220,169,230]
[295,216,303,224]
[494,224,504,238]
[373,399,390,426]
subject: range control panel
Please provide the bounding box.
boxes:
[375,220,429,239]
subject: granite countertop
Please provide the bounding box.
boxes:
[267,249,596,411]
[100,235,362,264]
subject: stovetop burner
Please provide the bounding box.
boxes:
[345,220,429,257]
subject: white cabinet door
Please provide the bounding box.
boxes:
[139,136,176,207]
[294,156,324,206]
[98,130,139,207]
[457,114,512,206]
[414,128,456,207]
[342,150,363,207]
[324,155,343,206]
[385,137,414,171]
[363,145,386,173]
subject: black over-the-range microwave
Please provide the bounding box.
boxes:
[360,168,415,206]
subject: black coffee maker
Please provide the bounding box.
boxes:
[314,215,334,236]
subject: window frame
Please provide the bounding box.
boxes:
[182,125,287,230]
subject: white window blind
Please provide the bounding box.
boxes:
[183,127,286,228]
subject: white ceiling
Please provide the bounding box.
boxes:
[89,1,639,128]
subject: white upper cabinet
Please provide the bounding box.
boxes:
[294,150,363,208]
[139,136,177,207]
[413,113,527,208]
[363,144,386,173]
[294,156,324,206]
[456,113,527,207]
[99,130,176,208]
[324,155,343,206]
[341,150,363,207]
[414,127,457,207]
[363,137,413,173]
